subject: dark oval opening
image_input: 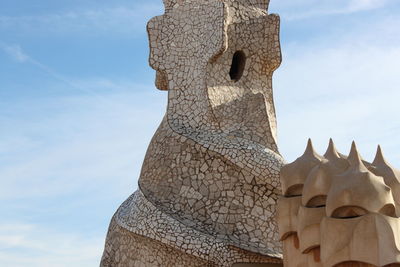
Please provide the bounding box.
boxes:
[380,204,397,217]
[334,261,386,267]
[229,51,246,82]
[284,184,303,198]
[331,206,368,219]
[306,195,327,208]
[232,264,283,267]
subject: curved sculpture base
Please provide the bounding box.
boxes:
[101,220,211,267]
[100,190,282,267]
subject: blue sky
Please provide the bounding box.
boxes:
[0,0,399,266]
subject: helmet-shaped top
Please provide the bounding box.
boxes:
[163,0,270,11]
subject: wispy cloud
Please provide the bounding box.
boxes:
[0,3,163,36]
[276,16,400,163]
[270,0,395,20]
[0,223,103,267]
[0,85,165,199]
[0,81,165,265]
[0,42,134,102]
[0,43,29,62]
[347,0,388,12]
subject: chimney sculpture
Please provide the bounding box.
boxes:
[101,0,285,266]
[278,140,400,267]
[101,0,399,266]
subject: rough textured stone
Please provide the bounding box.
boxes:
[101,0,285,266]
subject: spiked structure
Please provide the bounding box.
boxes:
[101,0,285,266]
[278,140,400,267]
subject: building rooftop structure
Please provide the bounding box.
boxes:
[100,1,400,266]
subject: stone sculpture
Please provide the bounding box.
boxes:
[278,139,400,267]
[101,0,285,266]
[100,0,399,265]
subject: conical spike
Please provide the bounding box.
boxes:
[304,138,315,156]
[347,141,363,167]
[372,145,388,166]
[324,138,340,159]
[302,138,323,160]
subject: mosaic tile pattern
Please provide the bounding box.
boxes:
[278,139,400,267]
[101,0,285,265]
[101,191,283,266]
[101,218,212,267]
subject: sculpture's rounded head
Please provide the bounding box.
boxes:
[162,0,271,11]
[147,0,282,152]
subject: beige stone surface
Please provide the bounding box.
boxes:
[101,0,285,265]
[278,139,400,267]
[321,215,400,267]
[141,1,284,254]
[369,146,400,217]
[101,190,282,266]
[297,205,324,254]
[326,143,395,219]
[101,217,212,267]
[280,140,323,197]
[276,196,301,241]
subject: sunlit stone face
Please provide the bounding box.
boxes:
[148,1,282,152]
[206,5,282,152]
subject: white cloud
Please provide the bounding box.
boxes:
[0,85,166,199]
[0,43,128,98]
[0,78,167,265]
[0,70,168,264]
[0,3,163,36]
[269,0,395,20]
[275,17,400,163]
[0,223,103,267]
[1,44,30,62]
[347,0,388,12]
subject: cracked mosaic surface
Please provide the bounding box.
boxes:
[101,0,285,265]
[101,191,283,266]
